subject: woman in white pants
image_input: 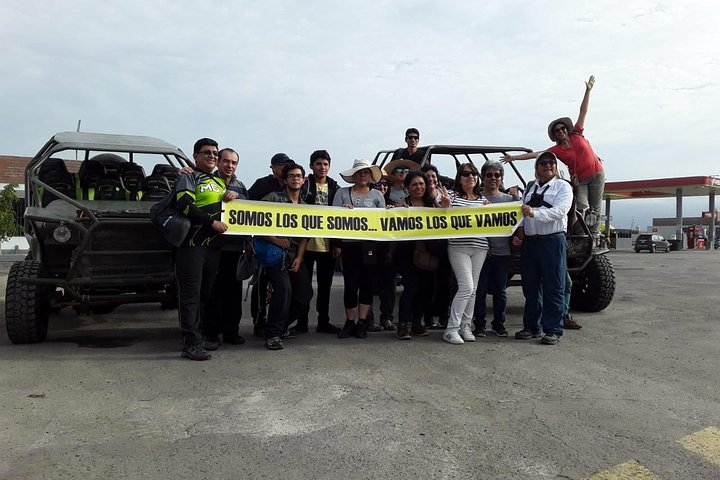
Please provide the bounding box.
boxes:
[444,163,489,345]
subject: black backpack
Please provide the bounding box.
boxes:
[149,191,191,247]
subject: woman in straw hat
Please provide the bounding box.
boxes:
[501,75,604,240]
[332,159,386,339]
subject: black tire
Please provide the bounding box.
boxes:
[4,260,51,344]
[160,298,178,310]
[651,245,656,253]
[635,249,640,253]
[90,304,118,315]
[570,254,615,312]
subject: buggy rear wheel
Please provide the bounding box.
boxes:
[570,254,615,312]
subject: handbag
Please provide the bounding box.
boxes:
[236,252,257,280]
[149,191,191,248]
[413,241,440,271]
[252,238,285,267]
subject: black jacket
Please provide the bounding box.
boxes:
[300,174,340,206]
[248,174,282,201]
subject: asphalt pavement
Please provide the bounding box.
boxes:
[0,250,719,479]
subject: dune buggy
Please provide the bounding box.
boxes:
[373,145,616,312]
[4,132,192,344]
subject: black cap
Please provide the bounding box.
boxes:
[270,153,292,166]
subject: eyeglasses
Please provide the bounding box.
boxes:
[198,150,219,158]
[374,182,388,188]
[392,167,411,174]
[406,135,419,140]
[286,173,304,180]
[553,126,567,134]
[484,172,502,179]
[537,160,556,167]
[460,171,478,177]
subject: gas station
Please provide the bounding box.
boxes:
[603,175,720,250]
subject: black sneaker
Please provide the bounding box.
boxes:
[265,336,284,350]
[490,326,508,337]
[354,319,368,339]
[316,323,341,334]
[411,324,429,337]
[223,333,246,345]
[473,328,486,337]
[396,323,412,340]
[338,320,356,339]
[540,333,560,345]
[203,337,220,351]
[515,329,542,340]
[181,344,211,361]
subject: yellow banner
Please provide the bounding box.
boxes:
[222,200,521,241]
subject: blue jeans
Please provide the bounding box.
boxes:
[473,254,510,330]
[562,271,572,318]
[521,234,566,336]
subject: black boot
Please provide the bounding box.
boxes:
[354,318,368,339]
[338,320,356,339]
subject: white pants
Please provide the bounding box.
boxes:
[447,245,488,331]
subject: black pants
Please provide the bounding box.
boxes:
[400,263,435,326]
[263,260,313,339]
[340,242,373,309]
[175,245,221,346]
[263,263,291,340]
[288,261,313,330]
[205,249,243,339]
[302,250,335,327]
[427,253,453,324]
[373,262,397,321]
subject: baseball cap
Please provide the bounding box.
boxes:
[270,153,292,166]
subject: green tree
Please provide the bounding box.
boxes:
[0,184,22,242]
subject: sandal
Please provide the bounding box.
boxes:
[366,322,383,332]
[382,319,396,331]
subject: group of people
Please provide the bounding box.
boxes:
[173,76,605,360]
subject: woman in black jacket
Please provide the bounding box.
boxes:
[394,171,450,339]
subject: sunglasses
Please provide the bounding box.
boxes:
[537,160,556,167]
[198,150,219,158]
[460,171,478,177]
[484,172,502,179]
[553,126,567,134]
[392,167,411,174]
[374,182,388,188]
[406,135,419,140]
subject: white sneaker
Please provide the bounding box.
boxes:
[460,325,476,342]
[443,330,464,345]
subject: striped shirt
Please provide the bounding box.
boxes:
[447,192,489,249]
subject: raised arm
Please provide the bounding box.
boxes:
[500,151,541,164]
[576,75,595,130]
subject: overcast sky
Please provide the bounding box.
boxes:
[2,0,719,228]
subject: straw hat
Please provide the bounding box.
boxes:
[383,159,420,176]
[339,158,383,183]
[547,117,574,142]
